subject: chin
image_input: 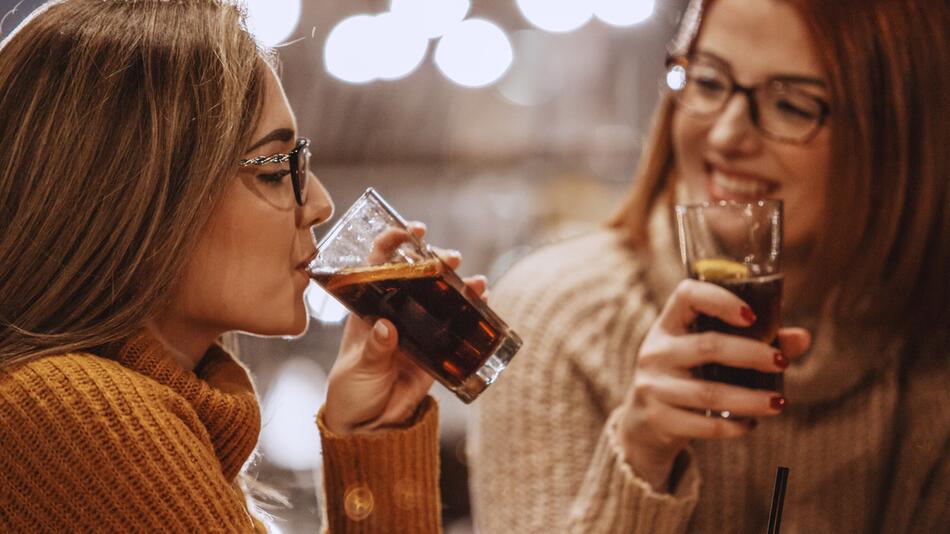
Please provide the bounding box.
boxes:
[242,306,310,339]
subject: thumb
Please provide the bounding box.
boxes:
[358,319,398,369]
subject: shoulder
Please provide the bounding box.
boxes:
[0,351,202,441]
[2,351,177,401]
[492,229,653,333]
[494,229,644,310]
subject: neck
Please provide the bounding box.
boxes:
[144,314,222,372]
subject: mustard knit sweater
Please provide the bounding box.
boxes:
[0,330,442,533]
[469,226,949,534]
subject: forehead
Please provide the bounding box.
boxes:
[697,0,825,82]
[254,67,297,139]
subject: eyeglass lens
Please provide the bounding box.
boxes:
[669,58,824,142]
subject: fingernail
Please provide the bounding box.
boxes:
[747,418,758,430]
[373,321,390,341]
[740,306,756,324]
[770,396,786,411]
[774,352,789,369]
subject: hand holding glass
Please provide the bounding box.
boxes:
[308,188,522,403]
[675,200,784,418]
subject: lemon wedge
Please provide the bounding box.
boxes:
[694,258,749,281]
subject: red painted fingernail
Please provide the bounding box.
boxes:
[740,306,756,324]
[770,396,786,411]
[774,352,789,369]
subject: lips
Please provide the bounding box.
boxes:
[296,251,317,271]
[705,162,778,201]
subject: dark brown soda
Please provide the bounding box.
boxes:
[311,260,502,388]
[693,274,784,391]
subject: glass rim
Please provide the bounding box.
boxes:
[315,187,409,251]
[674,198,783,213]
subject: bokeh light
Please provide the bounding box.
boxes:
[245,0,302,47]
[259,358,327,472]
[594,0,656,27]
[324,14,381,84]
[374,13,430,81]
[389,0,471,39]
[496,30,565,106]
[306,282,349,324]
[666,64,687,91]
[435,19,513,88]
[515,0,593,33]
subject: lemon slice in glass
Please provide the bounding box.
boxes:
[694,258,749,281]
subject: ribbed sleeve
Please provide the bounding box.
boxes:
[567,408,699,533]
[317,396,441,534]
[0,354,260,533]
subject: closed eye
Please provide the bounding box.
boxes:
[257,169,290,184]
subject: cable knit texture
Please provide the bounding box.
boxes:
[469,223,949,534]
[0,330,265,533]
[317,397,442,534]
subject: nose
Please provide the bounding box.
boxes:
[300,171,334,228]
[706,93,761,155]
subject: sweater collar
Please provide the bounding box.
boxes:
[640,199,900,406]
[107,329,261,481]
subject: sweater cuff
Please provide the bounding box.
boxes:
[568,407,700,534]
[317,396,442,534]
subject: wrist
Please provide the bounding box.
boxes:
[617,410,679,492]
[321,399,355,436]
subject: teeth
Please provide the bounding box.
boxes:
[712,170,770,196]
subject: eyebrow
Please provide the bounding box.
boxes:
[244,128,295,154]
[697,50,828,88]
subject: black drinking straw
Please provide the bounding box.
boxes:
[767,466,790,534]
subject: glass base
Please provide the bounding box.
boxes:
[451,334,521,404]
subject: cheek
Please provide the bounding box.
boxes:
[671,111,709,196]
[782,136,832,246]
[173,183,305,335]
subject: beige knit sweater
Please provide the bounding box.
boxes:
[469,222,949,533]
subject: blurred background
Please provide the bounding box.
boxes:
[2,0,688,531]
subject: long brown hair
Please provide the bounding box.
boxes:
[610,0,949,344]
[0,0,270,364]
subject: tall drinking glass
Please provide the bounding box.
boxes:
[308,188,522,403]
[675,200,784,418]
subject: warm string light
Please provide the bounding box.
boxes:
[323,0,657,88]
[244,0,302,48]
[517,0,655,32]
[324,0,511,88]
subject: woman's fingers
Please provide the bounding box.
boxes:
[777,327,811,359]
[462,275,488,296]
[432,247,462,270]
[407,221,426,238]
[367,221,427,265]
[648,403,753,440]
[641,331,785,373]
[660,279,754,335]
[648,374,783,417]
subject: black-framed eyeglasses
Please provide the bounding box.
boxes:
[239,137,311,206]
[665,54,830,144]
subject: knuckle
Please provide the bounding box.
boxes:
[698,382,720,408]
[696,332,720,356]
[640,337,675,368]
[643,405,665,431]
[633,378,656,403]
[675,279,699,301]
[705,419,727,439]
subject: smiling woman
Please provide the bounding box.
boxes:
[469,0,949,532]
